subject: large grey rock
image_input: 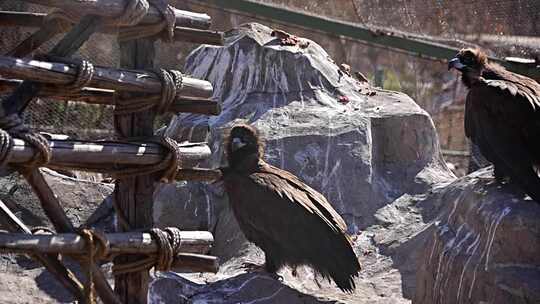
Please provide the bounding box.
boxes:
[153,23,455,303]
[413,167,540,304]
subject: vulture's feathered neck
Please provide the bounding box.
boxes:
[462,62,507,88]
[227,149,263,173]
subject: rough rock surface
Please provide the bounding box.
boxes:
[0,169,114,303]
[413,167,540,304]
[153,23,455,303]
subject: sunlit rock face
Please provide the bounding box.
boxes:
[413,167,540,304]
[153,23,454,303]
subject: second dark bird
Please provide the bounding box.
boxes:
[449,48,540,202]
[220,124,361,292]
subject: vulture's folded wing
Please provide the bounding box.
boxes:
[251,163,348,234]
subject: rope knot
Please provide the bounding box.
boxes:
[111,227,183,276]
[0,114,51,173]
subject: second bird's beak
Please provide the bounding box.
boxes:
[232,137,247,151]
[448,57,466,71]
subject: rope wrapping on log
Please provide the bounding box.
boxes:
[44,0,177,42]
[112,227,182,275]
[114,68,183,115]
[76,229,110,304]
[34,55,96,94]
[58,136,185,180]
[0,114,52,174]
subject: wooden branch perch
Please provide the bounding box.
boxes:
[5,138,220,181]
[20,0,212,30]
[0,56,213,99]
[172,253,219,273]
[0,11,224,46]
[0,230,213,255]
[0,78,220,115]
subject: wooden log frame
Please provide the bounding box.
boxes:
[0,55,213,100]
[0,78,221,115]
[21,0,213,30]
[0,3,221,303]
[1,13,124,304]
[6,138,222,181]
[0,11,224,46]
[0,230,214,256]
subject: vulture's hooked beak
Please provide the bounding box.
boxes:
[448,57,466,71]
[232,137,247,151]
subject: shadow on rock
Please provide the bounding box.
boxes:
[150,272,342,304]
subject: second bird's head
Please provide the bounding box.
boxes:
[226,124,264,165]
[448,48,488,86]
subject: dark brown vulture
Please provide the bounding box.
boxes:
[220,124,361,292]
[448,48,540,202]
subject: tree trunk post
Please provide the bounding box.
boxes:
[113,37,157,304]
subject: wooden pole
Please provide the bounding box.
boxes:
[112,28,156,304]
[0,55,214,99]
[9,138,211,165]
[0,79,221,115]
[0,11,224,48]
[19,0,212,29]
[0,199,85,301]
[0,231,213,255]
[1,14,122,303]
[6,138,219,181]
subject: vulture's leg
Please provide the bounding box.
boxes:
[493,164,510,184]
[510,165,540,203]
[264,255,278,273]
[241,259,283,281]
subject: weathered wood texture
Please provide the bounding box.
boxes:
[0,230,213,255]
[0,78,221,115]
[0,199,85,301]
[20,0,212,29]
[6,138,219,180]
[10,138,210,166]
[112,34,155,304]
[171,253,219,273]
[0,55,213,99]
[0,11,224,46]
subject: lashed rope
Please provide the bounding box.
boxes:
[48,136,185,182]
[0,114,52,175]
[114,68,183,115]
[74,229,110,304]
[45,0,176,42]
[34,55,95,95]
[112,227,182,275]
